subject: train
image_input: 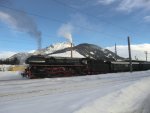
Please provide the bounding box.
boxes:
[22,55,150,78]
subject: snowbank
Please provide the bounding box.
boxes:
[74,77,150,113]
[0,71,24,81]
[0,65,12,71]
[0,71,150,113]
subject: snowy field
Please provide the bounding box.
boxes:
[0,71,150,113]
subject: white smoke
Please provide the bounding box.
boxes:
[57,13,96,44]
[58,23,73,43]
[0,10,41,49]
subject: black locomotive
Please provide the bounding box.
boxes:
[22,55,150,78]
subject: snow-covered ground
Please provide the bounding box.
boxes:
[0,71,150,113]
[0,65,12,71]
[0,71,26,81]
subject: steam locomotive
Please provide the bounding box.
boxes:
[22,55,150,78]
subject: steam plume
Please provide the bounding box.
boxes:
[0,10,41,49]
[58,23,73,43]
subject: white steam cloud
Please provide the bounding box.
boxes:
[0,10,41,49]
[57,14,94,43]
[58,23,73,43]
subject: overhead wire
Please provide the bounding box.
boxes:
[0,1,137,50]
[0,4,120,39]
[50,0,133,35]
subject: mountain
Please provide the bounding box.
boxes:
[9,42,73,64]
[9,42,124,64]
[49,43,124,61]
[75,43,123,60]
[33,42,72,55]
[9,52,32,64]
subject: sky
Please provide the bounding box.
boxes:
[0,0,150,60]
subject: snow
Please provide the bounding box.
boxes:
[0,71,150,113]
[90,51,94,55]
[0,71,25,81]
[74,76,150,113]
[50,50,84,58]
[0,65,11,71]
[34,42,72,55]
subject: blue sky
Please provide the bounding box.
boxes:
[0,0,150,56]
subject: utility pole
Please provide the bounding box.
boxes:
[115,43,117,61]
[145,51,148,62]
[135,56,138,61]
[71,43,73,58]
[128,36,132,72]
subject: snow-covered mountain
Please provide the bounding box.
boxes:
[49,43,124,61]
[33,42,72,55]
[75,43,124,60]
[9,52,32,64]
[8,42,72,64]
[9,42,124,64]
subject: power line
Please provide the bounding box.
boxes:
[0,25,59,42]
[51,0,133,35]
[0,4,122,39]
